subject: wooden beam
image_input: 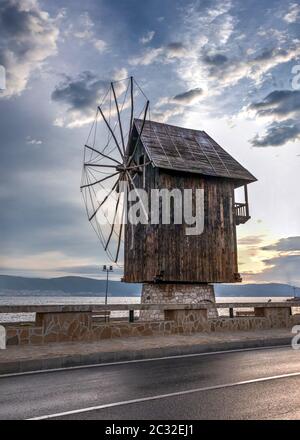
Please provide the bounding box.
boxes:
[244,184,249,217]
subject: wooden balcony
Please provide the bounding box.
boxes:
[234,202,250,225]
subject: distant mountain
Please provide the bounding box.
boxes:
[0,275,141,296]
[214,283,300,297]
[0,275,299,297]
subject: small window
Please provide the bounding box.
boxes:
[139,155,145,169]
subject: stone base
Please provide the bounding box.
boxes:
[140,283,218,321]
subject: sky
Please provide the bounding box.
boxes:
[0,0,299,285]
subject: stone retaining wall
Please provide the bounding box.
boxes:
[4,308,300,346]
[5,318,177,346]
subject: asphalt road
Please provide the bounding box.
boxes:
[0,346,300,420]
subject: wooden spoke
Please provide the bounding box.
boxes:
[80,171,120,189]
[125,170,148,220]
[88,178,119,221]
[111,82,125,155]
[115,214,123,263]
[126,161,151,171]
[85,145,122,165]
[98,105,124,159]
[105,192,121,251]
[84,163,119,169]
[127,100,149,166]
[129,76,134,138]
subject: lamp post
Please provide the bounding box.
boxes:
[103,265,113,306]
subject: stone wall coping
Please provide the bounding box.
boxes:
[0,301,298,314]
[215,302,297,308]
[0,304,208,313]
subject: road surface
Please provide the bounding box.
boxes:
[0,346,299,420]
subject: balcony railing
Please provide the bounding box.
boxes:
[234,202,250,225]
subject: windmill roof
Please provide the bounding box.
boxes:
[133,119,257,186]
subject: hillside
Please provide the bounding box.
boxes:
[0,275,141,296]
[0,275,299,297]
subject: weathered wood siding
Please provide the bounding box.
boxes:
[124,144,238,283]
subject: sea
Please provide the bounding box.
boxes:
[0,296,298,323]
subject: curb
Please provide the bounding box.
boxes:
[0,336,292,376]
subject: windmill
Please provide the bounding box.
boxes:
[80,76,150,265]
[81,75,257,320]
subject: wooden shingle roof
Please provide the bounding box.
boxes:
[133,119,257,187]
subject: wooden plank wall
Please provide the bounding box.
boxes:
[124,144,238,283]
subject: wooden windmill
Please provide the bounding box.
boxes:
[81,77,257,318]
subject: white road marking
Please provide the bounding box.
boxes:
[28,370,300,420]
[0,344,291,379]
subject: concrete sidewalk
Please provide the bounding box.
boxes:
[0,329,294,375]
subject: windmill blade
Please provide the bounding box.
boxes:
[98,105,124,160]
[88,177,119,221]
[84,163,119,169]
[126,161,151,171]
[126,170,148,220]
[111,82,125,155]
[127,100,149,166]
[81,76,151,265]
[128,76,134,140]
[85,145,122,165]
[114,199,125,263]
[104,191,121,251]
[80,171,120,189]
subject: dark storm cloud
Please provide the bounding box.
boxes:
[173,87,203,104]
[250,90,300,117]
[51,71,108,111]
[253,48,283,62]
[262,236,300,252]
[251,119,300,147]
[165,42,186,56]
[0,0,59,97]
[0,2,30,34]
[202,53,228,65]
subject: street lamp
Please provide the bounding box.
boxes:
[103,265,113,306]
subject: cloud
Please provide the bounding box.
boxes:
[284,3,300,23]
[67,12,107,53]
[250,254,300,286]
[243,235,300,286]
[151,105,186,123]
[261,236,300,252]
[51,69,127,128]
[165,42,187,57]
[251,119,300,147]
[250,90,300,119]
[173,88,203,104]
[238,235,265,246]
[202,53,228,65]
[139,31,155,44]
[152,88,203,122]
[26,136,42,145]
[249,90,300,147]
[0,0,59,98]
[129,42,188,65]
[93,39,107,53]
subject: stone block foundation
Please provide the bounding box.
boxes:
[140,283,218,320]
